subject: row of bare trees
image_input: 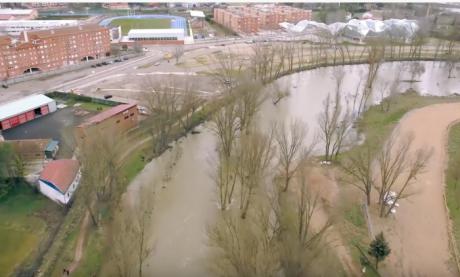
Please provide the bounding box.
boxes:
[209,138,331,276]
[340,131,431,217]
[142,76,203,155]
[208,62,331,274]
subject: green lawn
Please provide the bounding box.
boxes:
[0,184,55,277]
[56,97,111,113]
[349,92,460,156]
[110,18,171,35]
[446,122,460,257]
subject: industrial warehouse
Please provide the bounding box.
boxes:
[0,94,56,130]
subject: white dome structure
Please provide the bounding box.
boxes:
[280,18,419,43]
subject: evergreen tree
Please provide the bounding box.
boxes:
[368,232,391,269]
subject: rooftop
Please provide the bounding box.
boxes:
[128,28,184,35]
[40,159,80,193]
[0,8,35,15]
[189,10,205,18]
[26,24,106,39]
[0,94,55,121]
[79,103,136,127]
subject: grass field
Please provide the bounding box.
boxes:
[350,92,460,156]
[446,122,460,257]
[0,184,59,277]
[110,18,171,35]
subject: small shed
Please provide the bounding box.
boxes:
[45,140,59,159]
[38,159,81,205]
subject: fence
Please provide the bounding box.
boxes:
[45,91,120,106]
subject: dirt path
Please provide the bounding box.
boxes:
[65,211,90,275]
[308,168,362,276]
[374,102,460,277]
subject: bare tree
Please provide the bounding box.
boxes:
[340,142,375,205]
[111,207,137,277]
[235,77,264,133]
[142,76,181,155]
[379,67,401,112]
[207,209,280,277]
[376,132,431,217]
[211,103,240,210]
[277,167,332,276]
[173,45,184,64]
[405,61,425,89]
[111,183,155,277]
[275,120,309,192]
[251,43,285,83]
[210,49,244,92]
[211,102,240,159]
[78,129,125,226]
[237,129,275,219]
[270,81,290,106]
[133,183,155,277]
[357,44,383,116]
[318,69,352,161]
[178,78,202,132]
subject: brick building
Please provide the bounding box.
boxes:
[213,5,312,34]
[0,8,38,20]
[75,103,139,144]
[0,24,110,80]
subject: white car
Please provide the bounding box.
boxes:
[137,106,150,115]
[154,62,161,66]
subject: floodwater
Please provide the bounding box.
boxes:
[126,126,217,277]
[126,61,460,276]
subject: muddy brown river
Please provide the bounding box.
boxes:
[126,61,459,276]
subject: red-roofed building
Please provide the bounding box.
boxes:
[75,103,138,143]
[38,159,81,205]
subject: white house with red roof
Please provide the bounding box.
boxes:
[38,159,81,205]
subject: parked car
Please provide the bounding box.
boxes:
[137,106,150,115]
[91,64,97,68]
[2,84,8,88]
[101,62,109,66]
[114,58,122,62]
[96,63,102,67]
[154,62,161,66]
[123,57,129,61]
[104,95,113,99]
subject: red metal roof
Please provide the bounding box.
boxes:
[40,159,79,193]
[79,103,137,127]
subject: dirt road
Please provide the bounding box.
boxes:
[375,103,460,277]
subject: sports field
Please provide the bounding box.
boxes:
[110,18,171,35]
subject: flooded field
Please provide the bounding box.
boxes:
[127,61,460,276]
